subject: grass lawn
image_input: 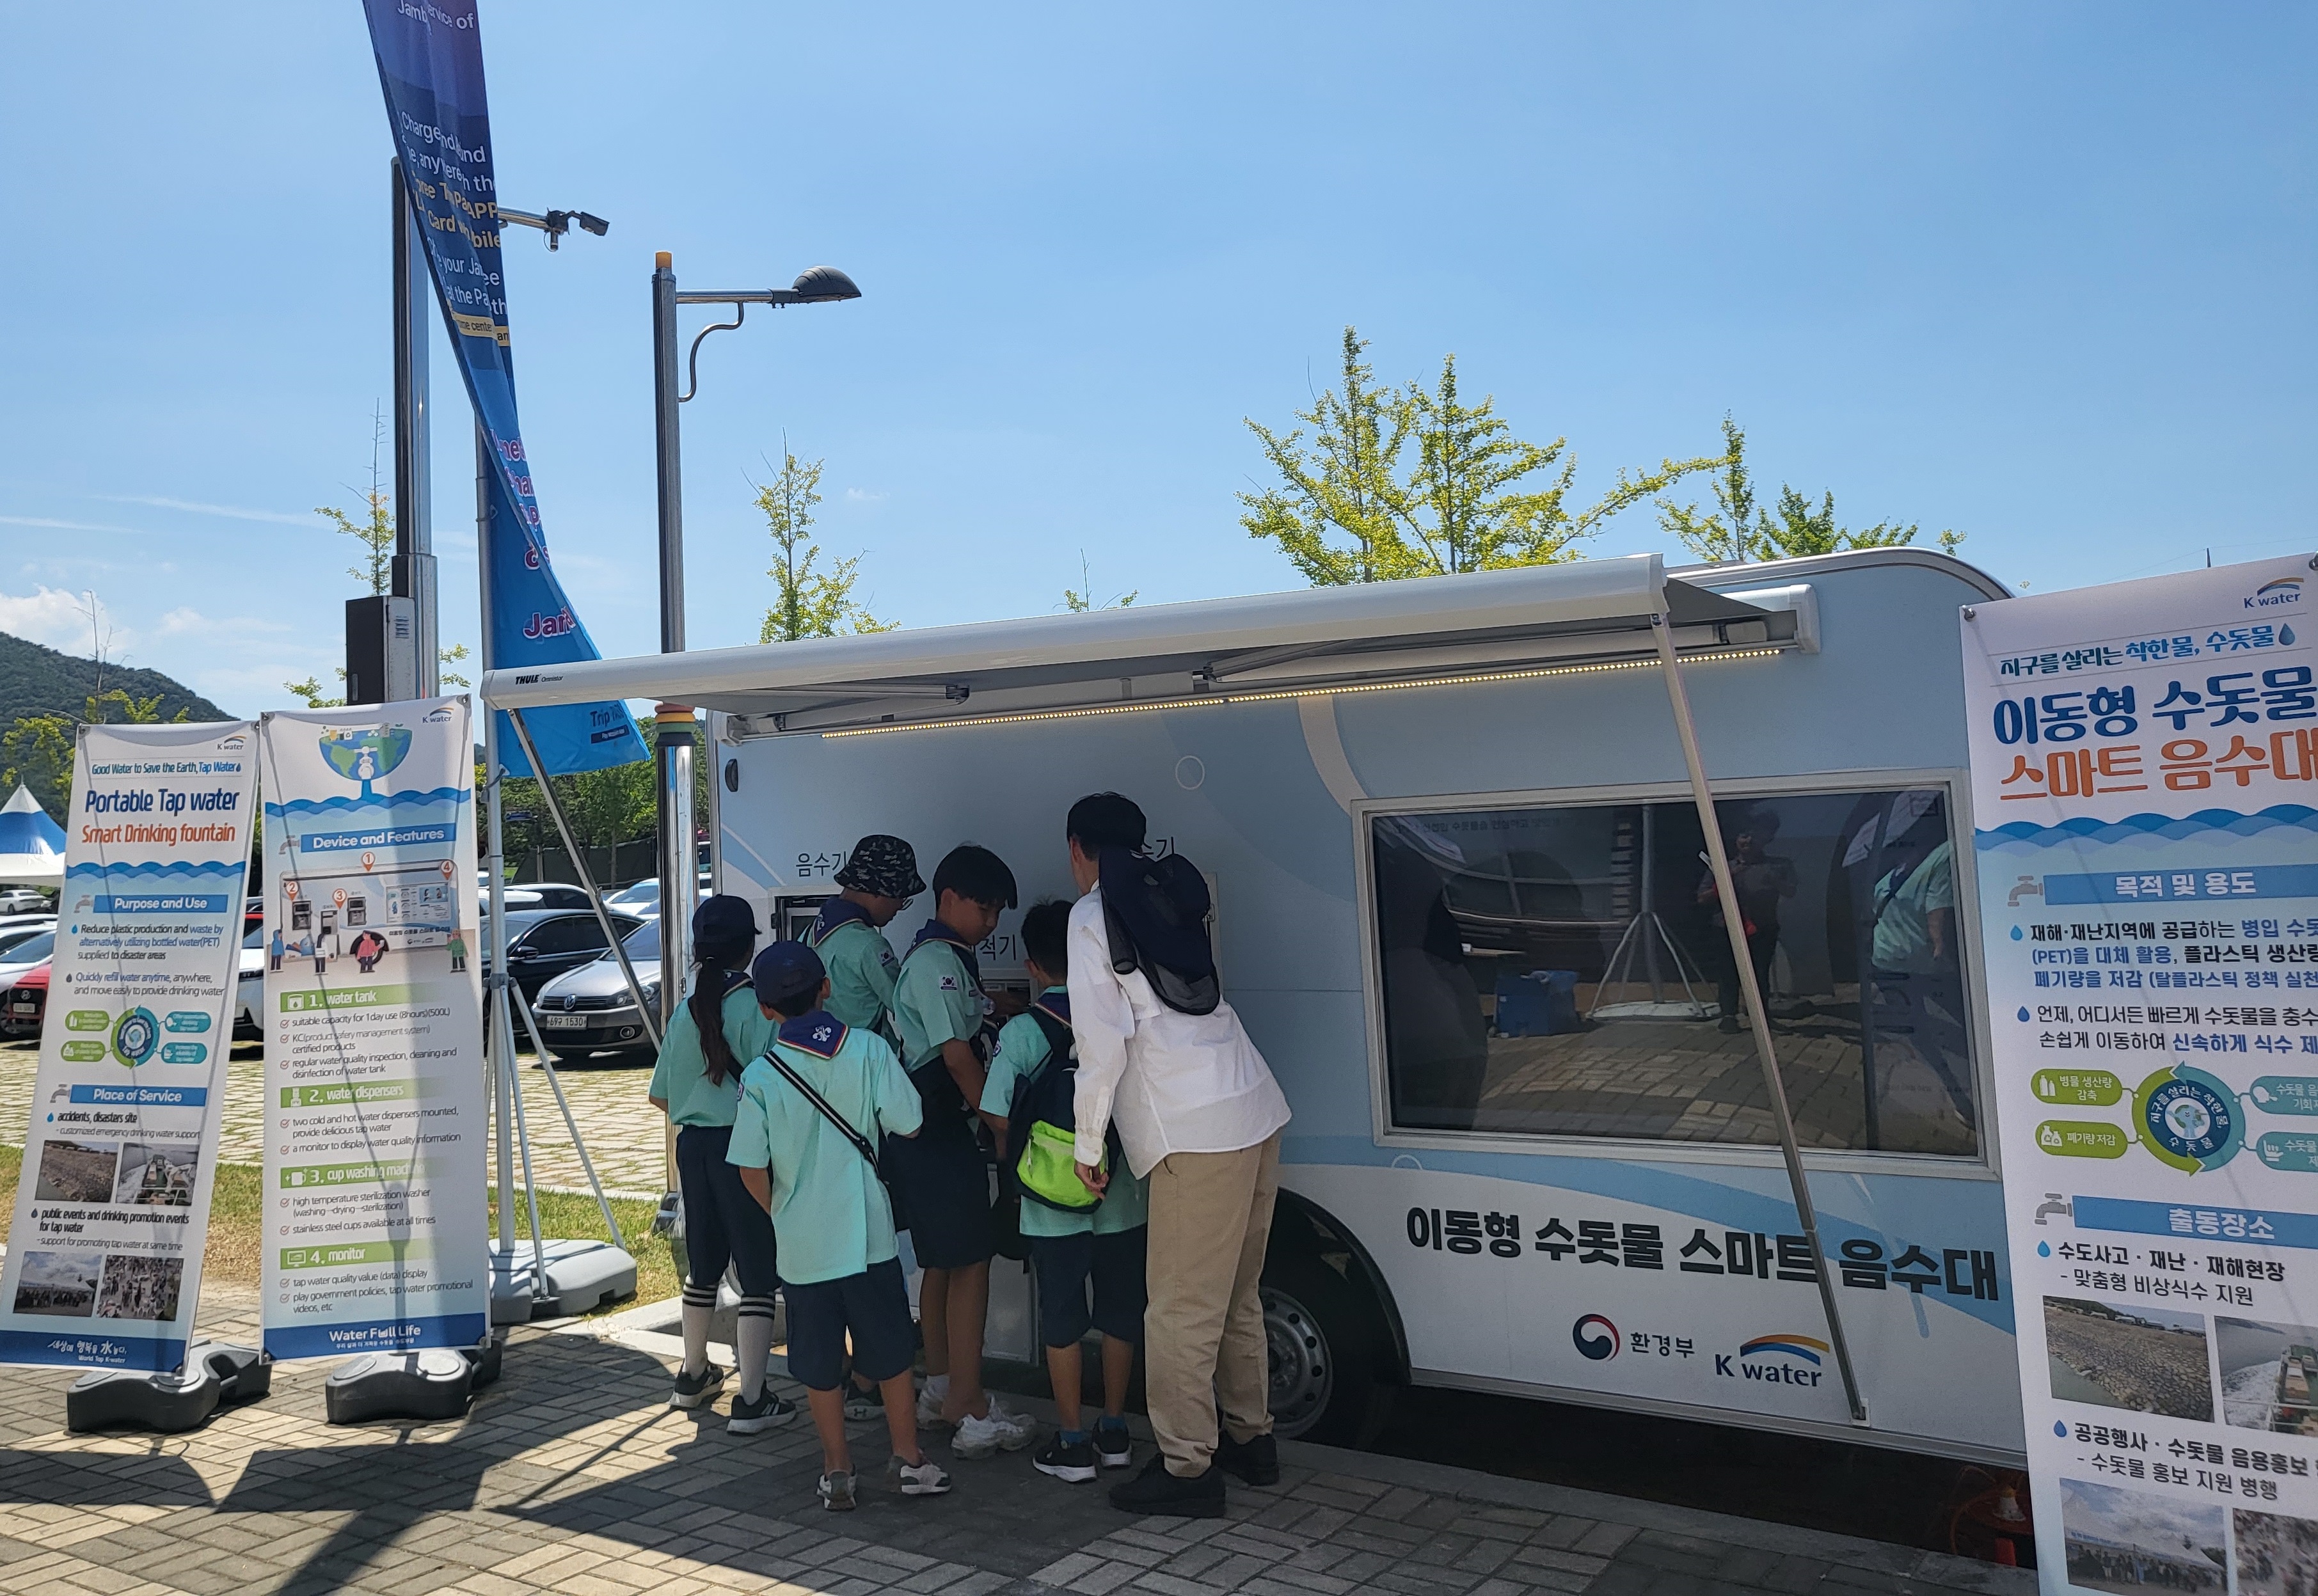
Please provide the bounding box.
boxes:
[0,1144,677,1313]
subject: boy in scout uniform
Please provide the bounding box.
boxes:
[889,844,1035,1458]
[804,834,922,1036]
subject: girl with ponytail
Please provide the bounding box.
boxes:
[646,894,791,1432]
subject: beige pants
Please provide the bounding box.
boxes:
[1143,1131,1281,1476]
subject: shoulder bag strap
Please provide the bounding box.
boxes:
[763,1048,881,1174]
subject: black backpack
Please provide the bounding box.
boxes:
[1003,1006,1123,1211]
[1100,849,1220,1016]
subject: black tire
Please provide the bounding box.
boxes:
[1261,1254,1397,1448]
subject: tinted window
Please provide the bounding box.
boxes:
[608,920,662,962]
[0,927,50,960]
[519,916,609,957]
[3,930,56,964]
[1369,787,1975,1157]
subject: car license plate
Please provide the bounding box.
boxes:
[536,1013,589,1029]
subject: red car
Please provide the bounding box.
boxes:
[2,961,48,1039]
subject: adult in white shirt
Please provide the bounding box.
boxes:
[1064,792,1291,1518]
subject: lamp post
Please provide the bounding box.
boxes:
[647,253,861,1036]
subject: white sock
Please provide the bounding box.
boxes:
[679,1286,715,1377]
[925,1371,949,1403]
[736,1295,777,1403]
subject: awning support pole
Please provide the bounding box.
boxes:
[503,707,663,1052]
[1652,613,1870,1426]
[509,980,631,1251]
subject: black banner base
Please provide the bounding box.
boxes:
[65,1342,271,1434]
[324,1348,475,1425]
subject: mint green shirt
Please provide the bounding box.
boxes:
[814,918,900,1034]
[727,1019,925,1285]
[892,938,985,1072]
[979,990,1149,1238]
[647,979,777,1128]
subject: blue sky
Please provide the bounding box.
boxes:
[1,4,2311,714]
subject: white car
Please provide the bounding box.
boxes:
[235,919,267,1039]
[0,888,50,915]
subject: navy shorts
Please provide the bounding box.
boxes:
[885,1118,994,1270]
[676,1125,780,1295]
[1029,1225,1148,1349]
[784,1258,916,1391]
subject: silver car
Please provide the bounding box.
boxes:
[527,919,663,1064]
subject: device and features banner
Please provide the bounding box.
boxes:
[1965,555,2318,1590]
[360,0,643,779]
[0,722,256,1370]
[259,700,487,1359]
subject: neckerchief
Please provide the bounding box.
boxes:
[805,897,876,948]
[774,1009,848,1059]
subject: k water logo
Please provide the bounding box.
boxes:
[1715,1332,1827,1386]
[2248,578,2304,610]
[1571,1314,1619,1361]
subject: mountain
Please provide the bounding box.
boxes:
[0,630,228,817]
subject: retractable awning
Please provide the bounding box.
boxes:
[484,553,1800,736]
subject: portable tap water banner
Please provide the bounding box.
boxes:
[0,722,255,1371]
[1965,555,2318,1591]
[360,0,644,779]
[258,699,487,1359]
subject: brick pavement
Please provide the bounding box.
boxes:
[0,1283,2030,1596]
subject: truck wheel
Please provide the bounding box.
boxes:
[1262,1260,1395,1447]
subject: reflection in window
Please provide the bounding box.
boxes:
[1371,789,1976,1156]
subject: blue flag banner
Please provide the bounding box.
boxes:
[361,0,645,778]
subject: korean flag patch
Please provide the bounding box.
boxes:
[938,974,960,992]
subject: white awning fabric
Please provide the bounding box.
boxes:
[485,553,1792,737]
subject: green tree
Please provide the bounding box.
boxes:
[3,688,186,811]
[756,445,891,642]
[1658,416,1967,563]
[311,406,473,683]
[1239,329,1421,585]
[1062,552,1137,612]
[1242,328,1719,583]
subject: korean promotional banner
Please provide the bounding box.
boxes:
[0,722,255,1371]
[360,0,643,778]
[1964,555,2318,1591]
[258,700,488,1359]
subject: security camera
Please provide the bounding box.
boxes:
[575,212,609,237]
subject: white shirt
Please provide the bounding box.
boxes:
[1067,884,1291,1178]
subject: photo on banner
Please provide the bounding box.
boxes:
[258,699,488,1359]
[1964,553,2318,1592]
[0,721,255,1370]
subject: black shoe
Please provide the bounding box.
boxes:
[1095,1419,1134,1469]
[726,1389,798,1434]
[1109,1452,1225,1517]
[1214,1430,1279,1487]
[1034,1433,1099,1483]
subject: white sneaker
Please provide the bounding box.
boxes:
[954,1398,1036,1458]
[916,1383,947,1428]
[887,1454,951,1496]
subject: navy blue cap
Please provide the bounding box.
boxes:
[750,941,826,1007]
[693,894,759,942]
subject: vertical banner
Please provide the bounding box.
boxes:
[0,722,255,1371]
[259,699,487,1358]
[1966,555,2318,1592]
[360,0,644,778]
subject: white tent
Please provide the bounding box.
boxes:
[0,784,66,887]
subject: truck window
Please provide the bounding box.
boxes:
[1367,786,1978,1157]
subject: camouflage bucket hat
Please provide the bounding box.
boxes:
[834,834,925,899]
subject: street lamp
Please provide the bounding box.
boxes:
[647,253,861,1038]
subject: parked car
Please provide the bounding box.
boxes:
[531,919,663,1064]
[0,928,56,992]
[601,873,714,917]
[3,961,48,1038]
[511,882,596,910]
[0,917,55,953]
[0,887,51,915]
[235,912,268,1041]
[488,908,644,1007]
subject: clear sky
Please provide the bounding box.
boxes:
[1,4,2310,714]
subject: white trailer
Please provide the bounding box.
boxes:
[488,547,2024,1462]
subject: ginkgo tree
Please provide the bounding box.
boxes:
[1656,416,1966,564]
[1240,328,1722,584]
[756,445,892,642]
